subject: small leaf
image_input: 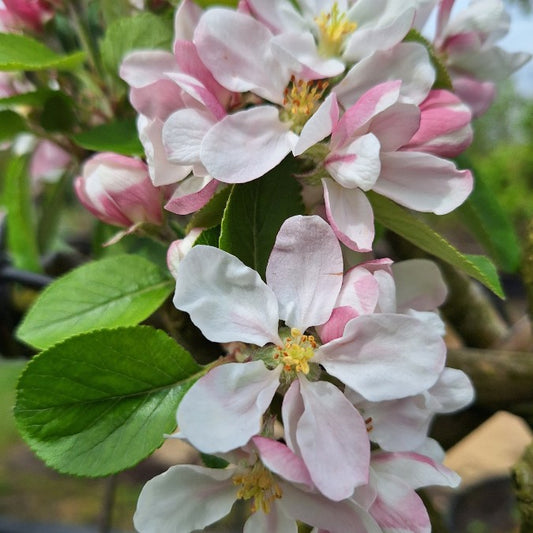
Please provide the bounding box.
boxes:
[0,109,28,141]
[15,326,203,476]
[457,170,521,273]
[1,156,41,272]
[0,33,85,71]
[16,254,173,349]
[71,118,143,156]
[194,226,221,247]
[100,13,173,75]
[219,156,304,278]
[369,192,504,298]
[186,186,231,232]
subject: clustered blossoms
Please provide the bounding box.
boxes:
[67,0,528,531]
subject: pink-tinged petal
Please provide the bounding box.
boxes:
[372,451,461,490]
[335,43,435,109]
[246,0,305,33]
[134,464,236,533]
[120,50,179,88]
[435,0,454,42]
[375,151,473,214]
[30,140,70,183]
[167,229,203,279]
[404,89,473,157]
[326,133,381,191]
[173,245,281,345]
[337,265,381,313]
[271,31,345,79]
[428,367,474,413]
[318,306,359,344]
[130,79,185,120]
[279,481,382,533]
[369,470,431,533]
[296,378,370,501]
[164,175,217,215]
[201,106,297,183]
[253,436,314,489]
[163,107,216,165]
[194,8,288,102]
[392,259,448,311]
[174,0,203,41]
[281,380,305,457]
[294,93,338,156]
[343,5,415,62]
[315,314,446,400]
[177,362,281,453]
[331,81,402,150]
[452,76,496,117]
[368,102,421,152]
[266,215,343,331]
[348,391,432,452]
[138,116,192,186]
[322,180,375,252]
[244,502,297,533]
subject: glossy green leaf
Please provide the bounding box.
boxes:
[15,326,203,476]
[0,109,27,141]
[16,254,173,349]
[369,192,504,298]
[186,186,231,232]
[1,156,41,272]
[100,13,173,75]
[194,226,221,247]
[219,157,304,278]
[457,171,521,273]
[0,33,85,71]
[71,118,143,156]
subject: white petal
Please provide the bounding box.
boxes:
[201,106,297,183]
[375,151,473,214]
[134,464,236,533]
[177,361,281,453]
[173,245,281,345]
[315,314,446,400]
[266,215,343,331]
[296,378,370,501]
[244,503,297,533]
[323,179,375,252]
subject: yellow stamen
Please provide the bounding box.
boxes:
[279,76,329,133]
[273,328,317,375]
[233,462,283,514]
[315,2,357,57]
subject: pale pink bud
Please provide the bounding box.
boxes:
[2,0,55,32]
[404,89,473,157]
[166,228,203,279]
[74,152,164,228]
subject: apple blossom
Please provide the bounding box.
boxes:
[172,215,446,500]
[434,0,531,116]
[1,0,55,32]
[74,152,165,228]
[134,438,382,533]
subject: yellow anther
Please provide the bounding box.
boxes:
[315,2,357,57]
[279,76,329,133]
[273,328,317,375]
[233,462,282,514]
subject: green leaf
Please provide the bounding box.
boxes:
[194,226,221,247]
[457,171,522,273]
[0,33,85,71]
[186,186,231,232]
[369,192,504,298]
[15,326,203,476]
[40,92,76,132]
[219,157,304,278]
[0,109,27,141]
[0,89,59,108]
[1,156,41,272]
[16,254,173,349]
[71,118,143,156]
[100,13,173,75]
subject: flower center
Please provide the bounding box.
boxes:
[280,76,329,133]
[273,328,317,375]
[233,461,282,513]
[315,2,357,57]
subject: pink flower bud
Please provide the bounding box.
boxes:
[166,228,203,279]
[2,0,55,32]
[74,152,164,228]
